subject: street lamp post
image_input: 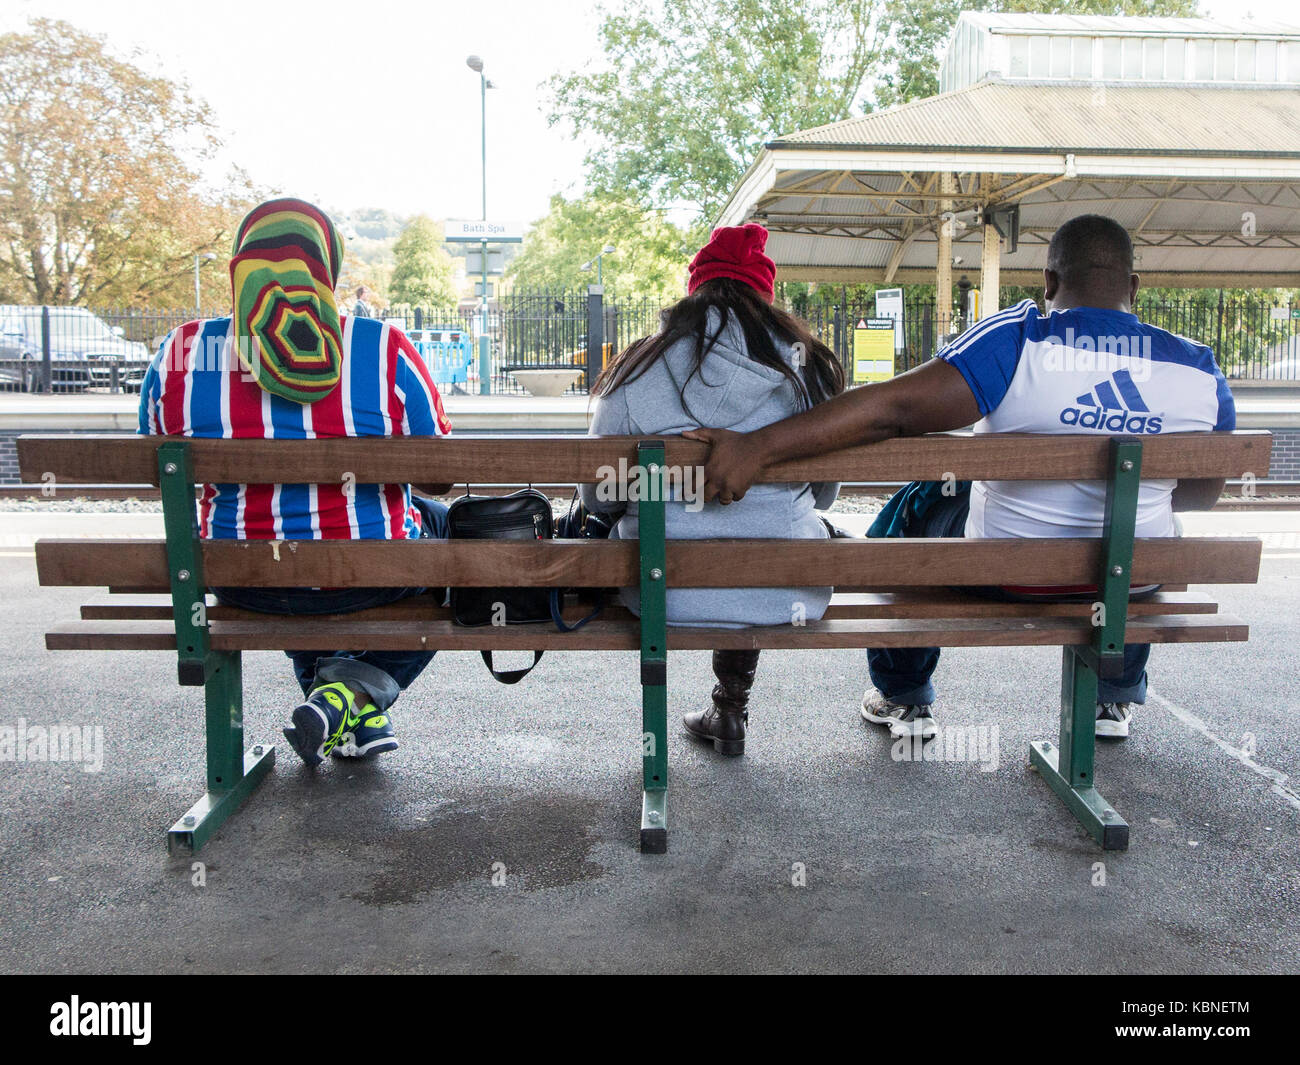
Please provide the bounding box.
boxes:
[467,55,494,394]
[193,252,216,316]
[579,245,615,391]
[580,244,617,286]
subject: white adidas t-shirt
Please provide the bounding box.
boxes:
[940,300,1236,540]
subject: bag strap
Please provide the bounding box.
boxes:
[549,588,603,633]
[479,650,543,685]
[477,592,601,685]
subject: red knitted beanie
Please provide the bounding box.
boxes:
[687,224,776,303]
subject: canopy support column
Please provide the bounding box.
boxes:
[935,172,956,339]
[981,214,1001,320]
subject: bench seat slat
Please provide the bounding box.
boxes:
[17,431,1272,485]
[78,589,1220,622]
[45,613,1248,653]
[36,535,1262,590]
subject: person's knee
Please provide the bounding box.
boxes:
[312,656,402,711]
[412,496,451,540]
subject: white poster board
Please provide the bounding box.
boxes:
[874,288,905,352]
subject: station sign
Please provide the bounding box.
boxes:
[445,219,524,243]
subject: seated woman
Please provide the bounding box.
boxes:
[580,224,844,756]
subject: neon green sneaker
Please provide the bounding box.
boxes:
[331,705,399,758]
[283,682,360,766]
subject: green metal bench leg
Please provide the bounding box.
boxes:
[1030,648,1128,849]
[637,441,668,853]
[1030,437,1140,850]
[168,651,275,854]
[159,443,274,855]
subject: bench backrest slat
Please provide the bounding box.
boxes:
[17,431,1272,485]
[34,536,1262,590]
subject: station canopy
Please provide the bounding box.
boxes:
[716,14,1300,299]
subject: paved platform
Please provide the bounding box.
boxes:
[0,512,1297,974]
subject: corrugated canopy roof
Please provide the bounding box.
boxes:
[955,13,1300,38]
[772,81,1300,155]
[718,80,1300,287]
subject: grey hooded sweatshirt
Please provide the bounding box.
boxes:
[580,307,838,627]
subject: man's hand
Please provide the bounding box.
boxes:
[682,427,766,504]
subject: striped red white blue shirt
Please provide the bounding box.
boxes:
[138,315,451,540]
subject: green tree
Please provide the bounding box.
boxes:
[0,19,253,307]
[1134,285,1300,373]
[549,0,893,223]
[508,192,695,303]
[549,0,1200,224]
[388,216,457,307]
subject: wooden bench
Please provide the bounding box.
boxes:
[18,430,1271,854]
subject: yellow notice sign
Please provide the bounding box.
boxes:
[852,318,896,384]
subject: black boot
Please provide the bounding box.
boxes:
[683,649,761,756]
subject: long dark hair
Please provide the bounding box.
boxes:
[593,278,845,419]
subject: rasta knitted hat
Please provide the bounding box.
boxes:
[230,198,346,404]
[687,223,776,303]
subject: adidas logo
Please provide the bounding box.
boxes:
[1058,369,1163,434]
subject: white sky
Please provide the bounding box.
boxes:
[4,0,1298,228]
[2,0,603,227]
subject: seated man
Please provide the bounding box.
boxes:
[686,214,1235,741]
[139,198,453,766]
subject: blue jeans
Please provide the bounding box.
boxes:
[866,490,1150,707]
[212,496,449,710]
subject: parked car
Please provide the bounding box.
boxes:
[0,306,151,392]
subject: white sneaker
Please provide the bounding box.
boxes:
[861,691,938,740]
[1095,702,1133,740]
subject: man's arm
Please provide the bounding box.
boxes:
[136,328,173,436]
[1173,365,1233,511]
[683,359,981,503]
